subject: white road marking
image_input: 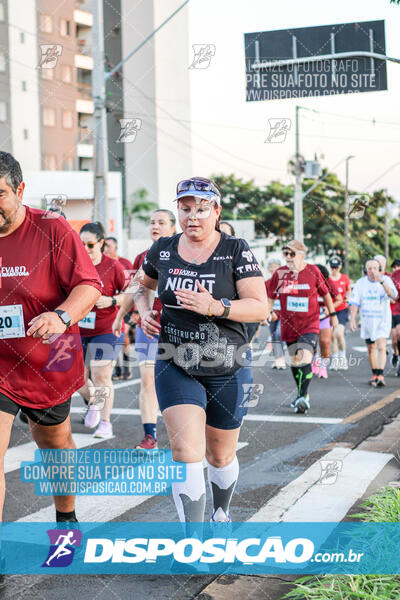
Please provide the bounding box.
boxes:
[249,446,392,522]
[69,407,340,425]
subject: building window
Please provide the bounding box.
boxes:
[20,32,25,43]
[43,107,56,127]
[61,64,72,83]
[0,53,5,72]
[23,129,28,140]
[22,81,27,91]
[43,155,57,170]
[41,68,54,80]
[60,19,70,36]
[0,101,6,122]
[0,3,4,22]
[39,14,52,33]
[62,110,73,129]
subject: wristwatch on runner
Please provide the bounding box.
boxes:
[54,309,71,328]
[111,296,117,306]
[329,312,337,317]
[220,298,231,318]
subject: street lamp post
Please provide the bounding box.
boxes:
[344,155,355,276]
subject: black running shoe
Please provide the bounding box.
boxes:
[293,395,310,414]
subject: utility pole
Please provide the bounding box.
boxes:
[294,105,303,242]
[344,155,354,276]
[92,0,109,229]
[384,191,389,263]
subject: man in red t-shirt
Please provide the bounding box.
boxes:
[0,152,101,530]
[390,259,400,375]
[104,236,134,380]
[266,240,338,414]
[328,256,351,370]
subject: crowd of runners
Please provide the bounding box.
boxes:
[1,151,400,568]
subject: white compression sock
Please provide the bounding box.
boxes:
[172,461,206,522]
[206,456,239,521]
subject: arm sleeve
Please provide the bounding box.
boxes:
[142,239,160,280]
[232,239,263,281]
[54,222,102,295]
[349,280,361,307]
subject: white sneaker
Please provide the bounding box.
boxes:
[329,356,339,370]
[338,357,348,370]
[93,420,113,439]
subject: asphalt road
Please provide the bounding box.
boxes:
[2,326,400,599]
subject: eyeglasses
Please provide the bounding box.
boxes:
[283,250,296,258]
[176,177,221,197]
[81,241,97,249]
[178,202,214,220]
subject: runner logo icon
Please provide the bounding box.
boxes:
[42,529,82,568]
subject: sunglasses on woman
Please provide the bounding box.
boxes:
[176,177,221,197]
[81,241,98,249]
[283,250,296,258]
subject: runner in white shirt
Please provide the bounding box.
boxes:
[349,258,397,387]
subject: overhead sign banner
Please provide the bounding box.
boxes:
[244,20,387,102]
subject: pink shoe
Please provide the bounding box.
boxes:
[318,366,328,379]
[312,359,320,375]
[84,403,101,429]
[93,420,113,439]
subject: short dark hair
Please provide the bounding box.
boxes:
[106,236,118,245]
[0,152,23,192]
[80,221,106,252]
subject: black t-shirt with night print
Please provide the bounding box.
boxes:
[142,232,262,376]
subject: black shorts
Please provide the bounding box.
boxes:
[392,315,400,328]
[337,308,349,326]
[286,333,319,356]
[365,338,376,345]
[0,392,71,426]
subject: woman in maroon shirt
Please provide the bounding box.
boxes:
[78,222,127,439]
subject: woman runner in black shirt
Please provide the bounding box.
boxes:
[135,177,267,524]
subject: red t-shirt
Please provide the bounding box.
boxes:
[266,264,329,341]
[118,255,133,273]
[0,206,102,409]
[318,279,339,319]
[133,250,162,328]
[391,270,400,315]
[329,273,350,312]
[79,254,126,337]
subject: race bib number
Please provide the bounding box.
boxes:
[273,299,281,311]
[78,311,96,329]
[0,304,25,339]
[287,296,309,312]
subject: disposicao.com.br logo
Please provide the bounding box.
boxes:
[84,535,313,565]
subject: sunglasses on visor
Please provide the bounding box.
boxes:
[176,177,221,197]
